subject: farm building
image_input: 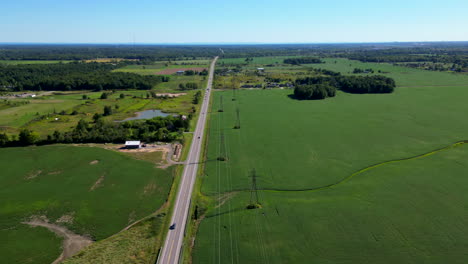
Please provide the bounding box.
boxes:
[176,70,185,75]
[125,141,141,149]
[257,68,265,72]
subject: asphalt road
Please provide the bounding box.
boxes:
[158,56,218,264]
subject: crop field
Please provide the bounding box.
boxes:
[192,79,468,263]
[0,145,174,264]
[194,143,468,264]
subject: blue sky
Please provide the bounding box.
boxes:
[1,0,467,43]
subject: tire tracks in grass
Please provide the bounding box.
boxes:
[217,140,468,196]
[203,140,468,219]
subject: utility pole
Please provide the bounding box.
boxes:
[218,95,224,112]
[247,168,260,209]
[233,107,240,129]
[217,130,227,161]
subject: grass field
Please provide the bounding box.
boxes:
[0,145,174,264]
[217,56,300,66]
[215,57,468,89]
[304,58,468,87]
[0,90,198,137]
[113,60,210,76]
[192,82,468,263]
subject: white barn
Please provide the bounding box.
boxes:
[125,141,141,149]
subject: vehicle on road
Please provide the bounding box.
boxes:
[169,223,176,230]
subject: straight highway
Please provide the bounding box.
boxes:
[158,56,218,264]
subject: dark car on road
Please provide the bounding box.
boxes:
[169,223,176,230]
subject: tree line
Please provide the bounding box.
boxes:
[0,62,169,91]
[0,115,190,147]
[284,57,323,65]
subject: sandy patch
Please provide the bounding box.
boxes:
[23,216,93,264]
[56,213,75,224]
[25,170,42,180]
[48,171,62,175]
[89,174,105,191]
[89,160,99,165]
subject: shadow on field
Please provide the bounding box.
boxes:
[287,94,325,101]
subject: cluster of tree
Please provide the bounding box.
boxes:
[0,62,169,91]
[353,68,374,74]
[179,82,199,90]
[293,84,336,100]
[193,91,202,104]
[0,115,190,147]
[337,75,395,93]
[284,57,323,65]
[182,69,208,76]
[295,74,395,96]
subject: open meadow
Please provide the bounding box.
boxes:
[192,57,468,263]
[0,145,174,264]
[0,90,198,137]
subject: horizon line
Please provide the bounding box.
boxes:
[1,40,468,46]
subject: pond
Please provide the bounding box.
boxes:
[118,109,175,122]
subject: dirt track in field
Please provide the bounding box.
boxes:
[23,216,93,264]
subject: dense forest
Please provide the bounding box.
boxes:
[294,74,395,99]
[0,115,190,147]
[0,62,168,91]
[2,42,467,63]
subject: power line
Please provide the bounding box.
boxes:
[248,168,260,209]
[234,107,240,129]
[218,95,224,112]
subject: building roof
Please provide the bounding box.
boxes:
[125,141,141,145]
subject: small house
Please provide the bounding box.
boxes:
[125,141,141,149]
[176,70,185,75]
[257,68,265,72]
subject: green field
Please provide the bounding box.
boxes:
[113,60,210,76]
[0,90,198,137]
[192,83,468,263]
[305,58,468,87]
[0,145,174,264]
[217,56,300,66]
[194,143,468,263]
